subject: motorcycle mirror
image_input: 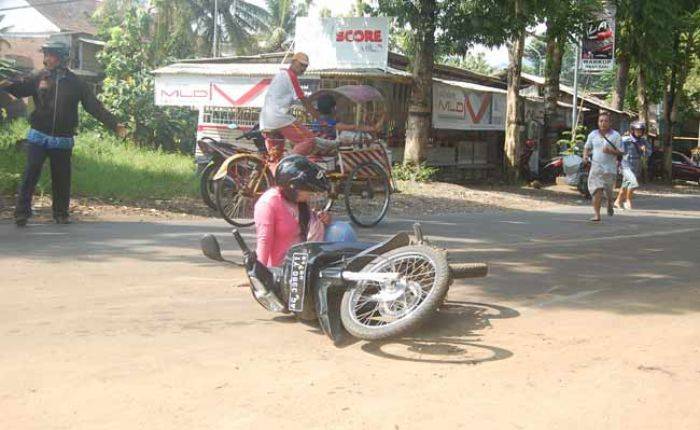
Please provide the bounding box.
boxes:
[227,123,238,130]
[201,234,224,261]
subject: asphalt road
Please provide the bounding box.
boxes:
[1,191,699,429]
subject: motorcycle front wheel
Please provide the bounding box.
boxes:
[340,245,450,340]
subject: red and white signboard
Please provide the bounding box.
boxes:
[432,83,506,131]
[154,74,318,108]
[294,17,389,69]
[154,75,272,108]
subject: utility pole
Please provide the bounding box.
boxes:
[571,42,581,136]
[212,0,219,57]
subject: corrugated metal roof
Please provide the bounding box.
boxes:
[152,62,412,81]
[434,77,506,94]
[520,72,633,116]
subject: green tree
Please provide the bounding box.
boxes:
[659,1,699,180]
[375,0,438,164]
[441,52,496,75]
[523,37,546,76]
[260,0,311,52]
[0,14,11,51]
[98,6,197,150]
[187,0,269,56]
[537,0,599,158]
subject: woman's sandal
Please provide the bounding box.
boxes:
[589,217,601,223]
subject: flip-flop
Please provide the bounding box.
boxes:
[589,217,601,223]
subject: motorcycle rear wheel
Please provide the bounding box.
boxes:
[340,245,450,340]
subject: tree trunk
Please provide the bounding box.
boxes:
[543,22,564,159]
[636,66,649,127]
[611,52,629,111]
[403,0,436,165]
[504,1,525,183]
[662,34,682,182]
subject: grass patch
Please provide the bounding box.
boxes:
[0,120,198,200]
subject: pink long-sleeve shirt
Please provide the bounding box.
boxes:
[254,187,324,267]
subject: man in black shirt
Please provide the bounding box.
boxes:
[1,41,127,226]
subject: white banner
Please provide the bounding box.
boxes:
[294,17,389,69]
[432,83,506,131]
[154,74,317,108]
[581,3,616,71]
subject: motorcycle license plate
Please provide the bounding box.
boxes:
[288,252,309,312]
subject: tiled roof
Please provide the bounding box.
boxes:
[27,0,98,34]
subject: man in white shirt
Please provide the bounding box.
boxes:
[583,111,624,222]
[259,52,320,159]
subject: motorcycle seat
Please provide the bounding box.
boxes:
[345,232,410,271]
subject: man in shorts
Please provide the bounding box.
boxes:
[583,111,623,222]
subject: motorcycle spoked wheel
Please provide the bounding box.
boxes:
[339,245,450,340]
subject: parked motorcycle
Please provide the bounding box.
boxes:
[521,140,590,198]
[520,140,564,184]
[201,224,488,345]
[196,125,266,209]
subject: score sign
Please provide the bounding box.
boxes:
[295,17,389,69]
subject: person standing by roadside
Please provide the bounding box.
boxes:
[614,121,651,210]
[583,111,623,222]
[0,41,127,227]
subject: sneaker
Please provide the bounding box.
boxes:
[54,215,72,224]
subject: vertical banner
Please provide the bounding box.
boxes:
[580,3,616,72]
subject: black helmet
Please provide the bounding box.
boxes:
[630,121,646,133]
[316,94,337,115]
[275,155,330,201]
[40,41,70,61]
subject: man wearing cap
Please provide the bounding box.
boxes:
[259,52,321,159]
[0,41,127,226]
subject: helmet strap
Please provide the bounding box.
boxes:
[298,202,310,240]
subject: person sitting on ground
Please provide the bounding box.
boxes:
[614,121,651,211]
[253,155,357,268]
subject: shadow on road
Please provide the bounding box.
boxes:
[359,301,519,365]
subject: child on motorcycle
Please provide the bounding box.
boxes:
[253,155,357,267]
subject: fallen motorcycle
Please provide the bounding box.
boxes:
[201,224,488,345]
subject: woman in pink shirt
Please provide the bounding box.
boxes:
[254,155,357,267]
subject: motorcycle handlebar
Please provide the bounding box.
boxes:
[231,229,251,254]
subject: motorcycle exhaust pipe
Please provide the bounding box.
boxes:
[449,263,488,279]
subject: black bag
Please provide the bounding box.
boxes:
[600,132,622,162]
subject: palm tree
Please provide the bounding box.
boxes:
[187,0,270,56]
[0,15,11,51]
[260,0,311,52]
[0,15,19,81]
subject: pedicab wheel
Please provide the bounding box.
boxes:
[200,162,219,210]
[214,155,272,227]
[344,161,390,228]
[340,245,450,340]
